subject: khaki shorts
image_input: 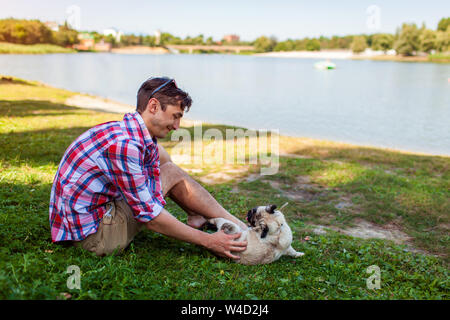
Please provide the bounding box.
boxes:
[76,199,143,256]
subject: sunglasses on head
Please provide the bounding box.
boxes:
[148,77,178,98]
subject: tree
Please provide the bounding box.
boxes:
[0,18,53,44]
[351,36,367,53]
[53,23,79,46]
[435,26,450,52]
[104,34,116,47]
[305,39,320,51]
[394,23,421,56]
[142,35,156,47]
[192,34,204,45]
[273,39,295,51]
[437,17,450,32]
[371,33,394,51]
[338,36,353,49]
[419,29,437,53]
[253,36,277,52]
[159,32,177,45]
[294,39,306,51]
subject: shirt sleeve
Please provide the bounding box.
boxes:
[100,140,165,223]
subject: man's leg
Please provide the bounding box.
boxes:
[158,145,247,230]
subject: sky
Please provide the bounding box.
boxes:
[0,0,449,41]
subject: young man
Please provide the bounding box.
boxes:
[49,77,247,259]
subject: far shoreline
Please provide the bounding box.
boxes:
[254,50,450,63]
[1,42,449,63]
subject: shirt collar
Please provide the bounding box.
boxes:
[124,112,157,149]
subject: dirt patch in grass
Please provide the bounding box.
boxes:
[241,172,334,202]
[337,219,412,243]
[267,176,330,201]
[310,219,434,255]
[197,165,249,185]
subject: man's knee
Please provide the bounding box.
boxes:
[160,162,189,196]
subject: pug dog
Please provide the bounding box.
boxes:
[208,203,304,265]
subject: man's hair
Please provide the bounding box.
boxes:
[136,78,192,113]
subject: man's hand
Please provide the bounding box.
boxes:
[146,209,247,260]
[204,230,247,260]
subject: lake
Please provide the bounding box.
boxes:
[1,53,449,156]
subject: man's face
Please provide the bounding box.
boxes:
[144,99,184,139]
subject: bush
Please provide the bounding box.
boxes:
[305,39,321,51]
[52,24,79,47]
[371,33,394,52]
[351,36,368,53]
[437,17,450,32]
[435,27,450,52]
[253,36,277,53]
[394,23,421,56]
[419,29,437,53]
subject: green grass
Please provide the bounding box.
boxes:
[0,42,75,54]
[428,53,450,63]
[0,76,449,299]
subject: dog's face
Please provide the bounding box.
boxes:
[246,204,287,239]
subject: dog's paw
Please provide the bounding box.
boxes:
[221,224,234,234]
[294,252,305,258]
[221,223,238,234]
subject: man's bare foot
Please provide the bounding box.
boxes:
[187,215,207,229]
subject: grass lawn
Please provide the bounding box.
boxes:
[0,42,76,54]
[0,76,448,300]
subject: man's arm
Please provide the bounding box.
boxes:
[145,208,247,260]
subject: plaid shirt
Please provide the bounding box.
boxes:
[49,112,166,242]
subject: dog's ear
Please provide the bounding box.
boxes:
[261,225,269,238]
[266,204,277,214]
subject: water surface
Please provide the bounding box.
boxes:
[1,53,449,155]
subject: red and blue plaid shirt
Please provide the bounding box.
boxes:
[49,112,166,242]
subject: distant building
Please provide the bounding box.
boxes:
[223,34,240,43]
[103,28,123,43]
[73,33,95,51]
[44,21,59,32]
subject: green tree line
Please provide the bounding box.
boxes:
[1,17,448,56]
[254,17,449,54]
[119,33,250,47]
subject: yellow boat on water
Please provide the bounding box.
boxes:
[314,60,336,70]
